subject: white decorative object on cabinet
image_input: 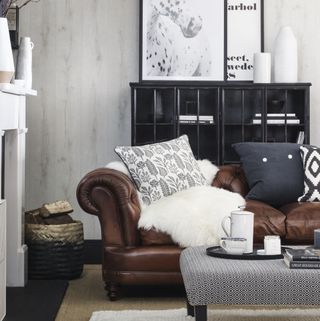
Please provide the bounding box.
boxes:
[253,52,271,83]
[0,86,36,291]
[273,26,298,83]
[0,200,6,321]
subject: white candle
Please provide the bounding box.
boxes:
[253,52,271,83]
[264,235,281,255]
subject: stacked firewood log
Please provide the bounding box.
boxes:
[25,200,74,225]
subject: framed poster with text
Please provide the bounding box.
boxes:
[227,0,264,81]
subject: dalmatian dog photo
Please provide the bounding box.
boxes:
[142,0,224,81]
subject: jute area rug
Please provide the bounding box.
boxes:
[90,308,320,321]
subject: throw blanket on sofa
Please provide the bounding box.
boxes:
[106,159,245,247]
[138,186,245,247]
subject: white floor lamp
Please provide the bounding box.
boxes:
[0,17,15,83]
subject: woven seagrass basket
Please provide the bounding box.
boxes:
[25,221,84,279]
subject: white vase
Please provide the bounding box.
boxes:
[273,26,298,83]
[0,17,15,83]
[253,52,271,83]
[16,37,34,89]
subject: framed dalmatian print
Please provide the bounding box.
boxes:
[140,0,225,81]
[139,0,264,82]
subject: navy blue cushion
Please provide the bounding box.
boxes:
[233,142,304,207]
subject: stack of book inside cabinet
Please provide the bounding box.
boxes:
[252,113,300,124]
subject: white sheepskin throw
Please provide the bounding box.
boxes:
[106,161,130,176]
[196,159,219,185]
[138,186,245,247]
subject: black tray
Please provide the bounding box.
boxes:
[206,246,285,260]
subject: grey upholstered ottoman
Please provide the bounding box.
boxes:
[180,246,320,321]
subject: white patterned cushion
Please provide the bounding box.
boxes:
[298,145,320,202]
[115,135,207,205]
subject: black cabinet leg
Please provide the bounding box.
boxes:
[195,305,207,321]
[186,300,194,317]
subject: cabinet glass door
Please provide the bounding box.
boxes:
[177,88,219,163]
[222,88,263,163]
[199,89,219,163]
[133,88,175,145]
[266,89,306,144]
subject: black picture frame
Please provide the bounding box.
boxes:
[6,6,19,49]
[139,0,264,83]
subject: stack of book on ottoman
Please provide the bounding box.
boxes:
[284,248,320,269]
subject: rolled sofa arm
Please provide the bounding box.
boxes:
[76,168,141,247]
[212,165,249,197]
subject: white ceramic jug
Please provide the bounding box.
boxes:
[221,210,254,253]
[16,37,34,89]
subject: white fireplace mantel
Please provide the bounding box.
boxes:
[0,84,37,290]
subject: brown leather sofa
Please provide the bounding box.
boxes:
[76,164,320,300]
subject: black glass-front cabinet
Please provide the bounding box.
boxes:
[131,83,311,165]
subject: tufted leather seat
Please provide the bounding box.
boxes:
[212,165,249,196]
[77,164,318,300]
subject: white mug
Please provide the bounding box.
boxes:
[220,237,247,255]
[221,210,254,253]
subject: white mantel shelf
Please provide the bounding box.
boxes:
[0,85,37,291]
[0,83,37,96]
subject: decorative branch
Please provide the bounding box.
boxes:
[2,0,40,17]
[19,0,40,10]
[3,0,14,16]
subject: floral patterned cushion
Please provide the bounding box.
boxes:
[115,135,207,205]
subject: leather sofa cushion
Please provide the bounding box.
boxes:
[212,165,249,197]
[140,228,175,245]
[104,246,182,272]
[245,200,286,243]
[280,202,320,243]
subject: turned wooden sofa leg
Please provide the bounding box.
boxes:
[105,282,120,301]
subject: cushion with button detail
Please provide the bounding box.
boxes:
[233,142,304,207]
